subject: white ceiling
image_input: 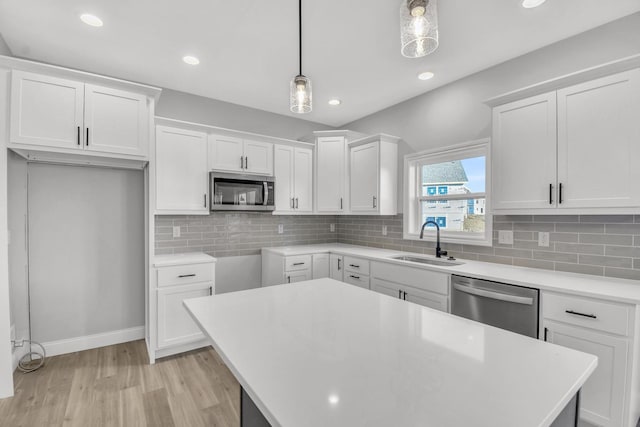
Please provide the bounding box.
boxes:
[0,0,639,127]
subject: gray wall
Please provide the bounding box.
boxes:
[344,13,640,151]
[337,215,640,281]
[156,89,333,141]
[28,164,145,343]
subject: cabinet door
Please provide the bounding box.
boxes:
[404,286,449,312]
[155,126,208,213]
[286,270,312,283]
[10,71,84,149]
[544,321,628,427]
[371,278,402,299]
[84,84,149,157]
[244,140,273,175]
[492,92,557,210]
[312,254,329,279]
[316,137,346,212]
[209,135,244,172]
[350,142,379,212]
[557,69,640,209]
[344,273,370,289]
[329,254,344,282]
[157,283,212,349]
[274,145,294,212]
[294,147,313,212]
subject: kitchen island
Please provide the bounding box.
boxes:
[184,278,597,427]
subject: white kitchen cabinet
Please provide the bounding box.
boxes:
[261,250,313,286]
[544,321,628,427]
[492,92,557,211]
[349,134,398,215]
[209,135,273,175]
[83,84,149,157]
[287,270,312,283]
[344,272,369,289]
[316,136,347,213]
[157,282,212,349]
[152,254,216,361]
[10,70,150,158]
[371,278,449,312]
[492,68,640,213]
[344,256,370,289]
[274,144,313,213]
[155,125,209,214]
[10,71,84,149]
[556,69,640,209]
[312,253,329,279]
[329,254,344,281]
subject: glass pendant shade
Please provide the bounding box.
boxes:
[290,74,312,113]
[400,0,438,58]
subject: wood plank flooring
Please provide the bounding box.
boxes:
[0,340,240,426]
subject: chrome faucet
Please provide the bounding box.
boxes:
[419,220,448,258]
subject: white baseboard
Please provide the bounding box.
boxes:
[41,326,145,357]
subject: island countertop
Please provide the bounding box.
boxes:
[184,278,597,427]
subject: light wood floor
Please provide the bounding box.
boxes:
[0,340,240,426]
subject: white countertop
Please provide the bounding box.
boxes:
[184,279,597,427]
[153,252,217,267]
[263,243,640,304]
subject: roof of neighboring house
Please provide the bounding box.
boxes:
[423,160,468,184]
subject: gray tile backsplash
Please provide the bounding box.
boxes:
[155,213,338,258]
[337,214,640,281]
[155,213,640,281]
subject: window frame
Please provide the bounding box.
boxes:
[403,138,492,246]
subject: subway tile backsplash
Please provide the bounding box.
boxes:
[155,213,640,281]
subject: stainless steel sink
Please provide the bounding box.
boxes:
[390,255,463,267]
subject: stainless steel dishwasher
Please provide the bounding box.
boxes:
[451,275,539,338]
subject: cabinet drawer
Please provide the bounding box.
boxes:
[285,255,312,272]
[344,256,370,275]
[157,263,214,287]
[344,272,370,289]
[543,292,632,336]
[371,261,449,295]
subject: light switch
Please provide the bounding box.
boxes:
[330,224,335,232]
[538,232,550,247]
[498,230,513,245]
[382,225,388,236]
[278,224,284,234]
[172,226,181,238]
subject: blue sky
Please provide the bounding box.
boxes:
[460,156,485,193]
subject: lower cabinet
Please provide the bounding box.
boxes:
[344,272,370,289]
[371,278,448,312]
[157,283,212,348]
[329,254,343,281]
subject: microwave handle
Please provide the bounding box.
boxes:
[263,182,269,206]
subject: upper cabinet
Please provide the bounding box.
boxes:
[208,135,273,175]
[492,68,640,214]
[274,144,313,213]
[316,136,347,213]
[155,125,209,215]
[349,135,398,215]
[10,70,150,159]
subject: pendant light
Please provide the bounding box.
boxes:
[400,0,439,58]
[290,0,312,113]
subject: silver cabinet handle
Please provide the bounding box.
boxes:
[240,156,244,169]
[295,198,299,209]
[245,156,248,170]
[263,182,269,206]
[373,196,377,208]
[287,275,291,283]
[209,286,213,295]
[337,259,341,271]
[403,291,407,300]
[292,262,305,266]
[204,193,207,208]
[291,198,295,209]
[350,275,360,280]
[178,274,196,278]
[453,283,533,305]
[340,197,343,210]
[565,310,597,319]
[398,289,402,299]
[349,264,359,268]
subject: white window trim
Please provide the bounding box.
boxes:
[403,138,492,246]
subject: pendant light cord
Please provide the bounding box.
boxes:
[298,0,302,76]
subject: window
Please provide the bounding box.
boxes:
[404,139,491,246]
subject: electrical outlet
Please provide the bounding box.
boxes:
[172,226,181,238]
[278,224,284,234]
[330,223,335,232]
[382,225,388,236]
[498,230,514,245]
[10,324,15,343]
[538,232,550,247]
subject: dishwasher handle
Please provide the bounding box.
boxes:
[453,283,534,306]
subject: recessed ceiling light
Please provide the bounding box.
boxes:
[418,71,435,80]
[328,99,341,106]
[522,0,546,8]
[80,13,103,27]
[182,56,200,65]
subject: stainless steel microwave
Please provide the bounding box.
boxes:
[210,172,275,211]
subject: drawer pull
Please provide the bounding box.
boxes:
[350,275,360,280]
[565,310,597,319]
[292,262,305,266]
[349,264,360,268]
[178,274,196,278]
